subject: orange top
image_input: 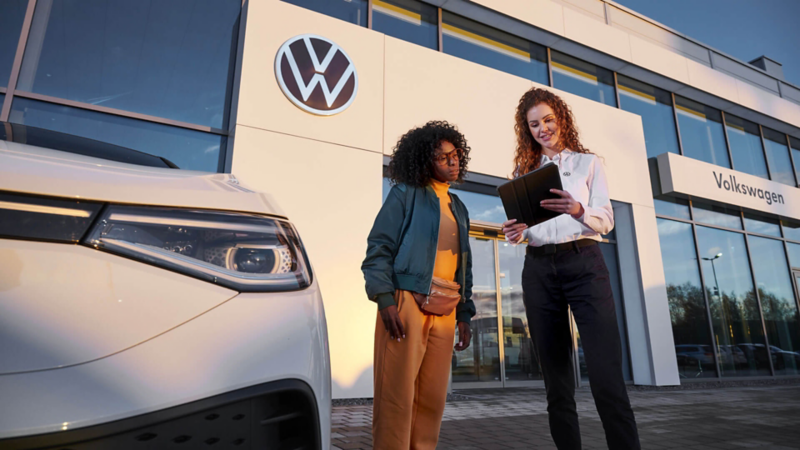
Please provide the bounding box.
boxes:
[430,179,460,282]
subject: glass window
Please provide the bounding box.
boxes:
[453,237,501,382]
[372,0,437,50]
[788,243,800,268]
[551,51,616,107]
[743,212,781,238]
[763,128,796,186]
[785,220,800,243]
[656,219,716,378]
[725,115,768,179]
[442,12,548,85]
[282,0,367,26]
[675,96,730,168]
[499,241,543,382]
[696,226,771,377]
[382,176,392,203]
[791,137,800,187]
[599,242,632,381]
[692,202,742,230]
[0,1,27,87]
[617,75,679,158]
[16,0,241,129]
[654,197,691,220]
[748,236,800,375]
[10,97,224,172]
[451,188,506,224]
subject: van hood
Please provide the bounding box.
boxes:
[0,141,285,218]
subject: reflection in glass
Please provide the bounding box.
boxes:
[692,202,742,230]
[17,0,241,129]
[0,1,27,87]
[725,115,768,179]
[551,51,616,107]
[10,98,224,172]
[784,220,800,243]
[657,219,716,378]
[791,137,800,187]
[788,243,800,268]
[748,236,800,375]
[617,75,679,158]
[442,12,548,84]
[743,213,781,238]
[654,197,691,220]
[762,128,796,186]
[498,241,542,381]
[451,188,506,224]
[675,96,730,168]
[453,237,501,382]
[599,242,631,381]
[282,0,367,26]
[696,226,770,376]
[372,0,438,50]
[575,244,631,381]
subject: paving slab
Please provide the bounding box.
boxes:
[332,383,800,449]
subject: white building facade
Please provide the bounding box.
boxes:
[3,0,799,399]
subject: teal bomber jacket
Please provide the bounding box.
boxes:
[361,183,476,325]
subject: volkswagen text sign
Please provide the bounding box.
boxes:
[275,34,358,116]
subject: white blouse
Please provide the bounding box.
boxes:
[509,149,614,246]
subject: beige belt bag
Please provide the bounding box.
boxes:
[412,277,461,316]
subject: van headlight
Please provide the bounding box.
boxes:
[84,205,311,292]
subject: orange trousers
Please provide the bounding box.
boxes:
[373,290,457,450]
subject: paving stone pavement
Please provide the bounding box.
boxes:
[331,384,800,449]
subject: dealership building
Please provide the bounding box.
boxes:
[2,0,800,399]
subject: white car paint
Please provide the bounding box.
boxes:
[0,142,331,447]
[0,141,286,217]
[0,239,237,374]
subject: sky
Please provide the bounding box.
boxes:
[612,0,800,87]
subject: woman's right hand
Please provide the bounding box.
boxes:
[380,305,405,342]
[502,219,528,243]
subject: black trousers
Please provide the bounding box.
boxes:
[522,243,640,450]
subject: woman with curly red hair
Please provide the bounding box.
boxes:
[502,88,640,450]
[362,120,476,449]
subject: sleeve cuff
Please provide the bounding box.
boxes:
[375,292,396,310]
[456,310,472,325]
[573,203,588,222]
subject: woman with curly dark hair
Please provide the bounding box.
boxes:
[502,88,641,450]
[362,120,476,449]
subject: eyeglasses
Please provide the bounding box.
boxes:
[433,148,463,166]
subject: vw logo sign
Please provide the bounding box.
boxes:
[275,34,358,116]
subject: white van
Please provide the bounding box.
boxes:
[0,123,331,449]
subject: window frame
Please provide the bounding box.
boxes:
[0,0,239,172]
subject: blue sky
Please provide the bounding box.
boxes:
[613,0,800,86]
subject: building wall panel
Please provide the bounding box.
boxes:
[231,125,382,399]
[236,0,384,154]
[629,35,690,85]
[562,6,632,63]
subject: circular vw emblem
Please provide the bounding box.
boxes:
[275,34,358,116]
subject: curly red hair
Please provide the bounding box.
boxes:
[512,88,591,177]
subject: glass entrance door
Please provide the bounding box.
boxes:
[452,232,630,388]
[452,234,543,388]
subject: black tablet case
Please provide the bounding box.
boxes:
[496,163,564,227]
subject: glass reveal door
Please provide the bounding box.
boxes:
[452,231,630,389]
[498,241,543,384]
[452,236,502,385]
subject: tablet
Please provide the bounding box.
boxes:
[496,163,563,227]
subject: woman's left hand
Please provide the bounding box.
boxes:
[541,189,584,219]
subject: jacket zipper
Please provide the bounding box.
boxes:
[426,187,464,304]
[426,186,440,298]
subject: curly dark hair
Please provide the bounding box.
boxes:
[513,88,591,177]
[387,120,471,187]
